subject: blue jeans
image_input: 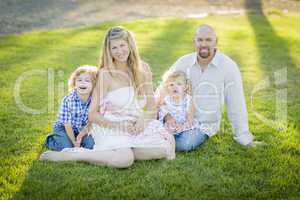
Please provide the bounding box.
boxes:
[175,128,208,152]
[45,126,94,151]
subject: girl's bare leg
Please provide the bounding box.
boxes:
[39,148,134,168]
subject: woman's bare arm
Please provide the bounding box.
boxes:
[140,62,157,119]
[88,69,119,129]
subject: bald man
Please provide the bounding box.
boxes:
[166,24,259,151]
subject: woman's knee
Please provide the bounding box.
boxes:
[133,147,167,160]
[111,148,134,168]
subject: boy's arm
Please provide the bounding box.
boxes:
[64,122,76,146]
[77,123,90,140]
[58,97,76,146]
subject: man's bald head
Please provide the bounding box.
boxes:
[194,24,217,60]
[195,24,217,42]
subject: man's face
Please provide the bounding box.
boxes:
[194,28,217,59]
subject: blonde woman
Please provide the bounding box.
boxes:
[88,26,175,161]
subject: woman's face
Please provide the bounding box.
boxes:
[110,39,130,63]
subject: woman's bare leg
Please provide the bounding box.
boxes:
[39,148,134,168]
[133,134,176,160]
[133,147,168,160]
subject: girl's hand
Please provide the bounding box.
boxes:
[175,123,184,133]
[183,122,192,130]
[164,115,177,134]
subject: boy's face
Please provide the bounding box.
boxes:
[75,73,93,96]
[166,77,186,96]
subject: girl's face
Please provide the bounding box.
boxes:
[110,39,130,63]
[166,77,186,96]
[75,73,93,96]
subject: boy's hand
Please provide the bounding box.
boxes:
[75,136,82,148]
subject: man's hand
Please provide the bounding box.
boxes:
[246,140,266,147]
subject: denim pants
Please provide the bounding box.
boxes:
[175,128,208,152]
[45,126,94,151]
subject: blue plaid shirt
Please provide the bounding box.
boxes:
[54,90,91,134]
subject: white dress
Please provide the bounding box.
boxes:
[62,87,173,155]
[158,95,200,134]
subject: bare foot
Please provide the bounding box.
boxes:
[39,151,51,160]
[39,151,63,161]
[165,134,176,160]
[247,140,266,147]
[166,150,176,160]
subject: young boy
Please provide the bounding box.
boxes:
[45,65,98,151]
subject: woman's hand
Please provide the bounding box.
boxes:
[133,115,145,134]
[114,121,136,134]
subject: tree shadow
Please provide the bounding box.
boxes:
[138,19,196,86]
[245,0,300,129]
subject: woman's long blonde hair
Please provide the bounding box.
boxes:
[98,26,144,94]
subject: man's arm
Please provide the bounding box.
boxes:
[224,62,254,146]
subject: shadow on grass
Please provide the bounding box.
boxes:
[139,19,196,85]
[245,0,300,129]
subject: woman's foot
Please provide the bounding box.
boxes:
[165,134,176,160]
[39,151,65,161]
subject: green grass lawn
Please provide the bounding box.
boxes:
[0,12,299,200]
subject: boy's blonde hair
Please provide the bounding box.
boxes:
[68,65,98,92]
[162,70,192,95]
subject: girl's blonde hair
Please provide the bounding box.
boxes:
[98,26,144,94]
[68,65,98,92]
[162,70,192,95]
